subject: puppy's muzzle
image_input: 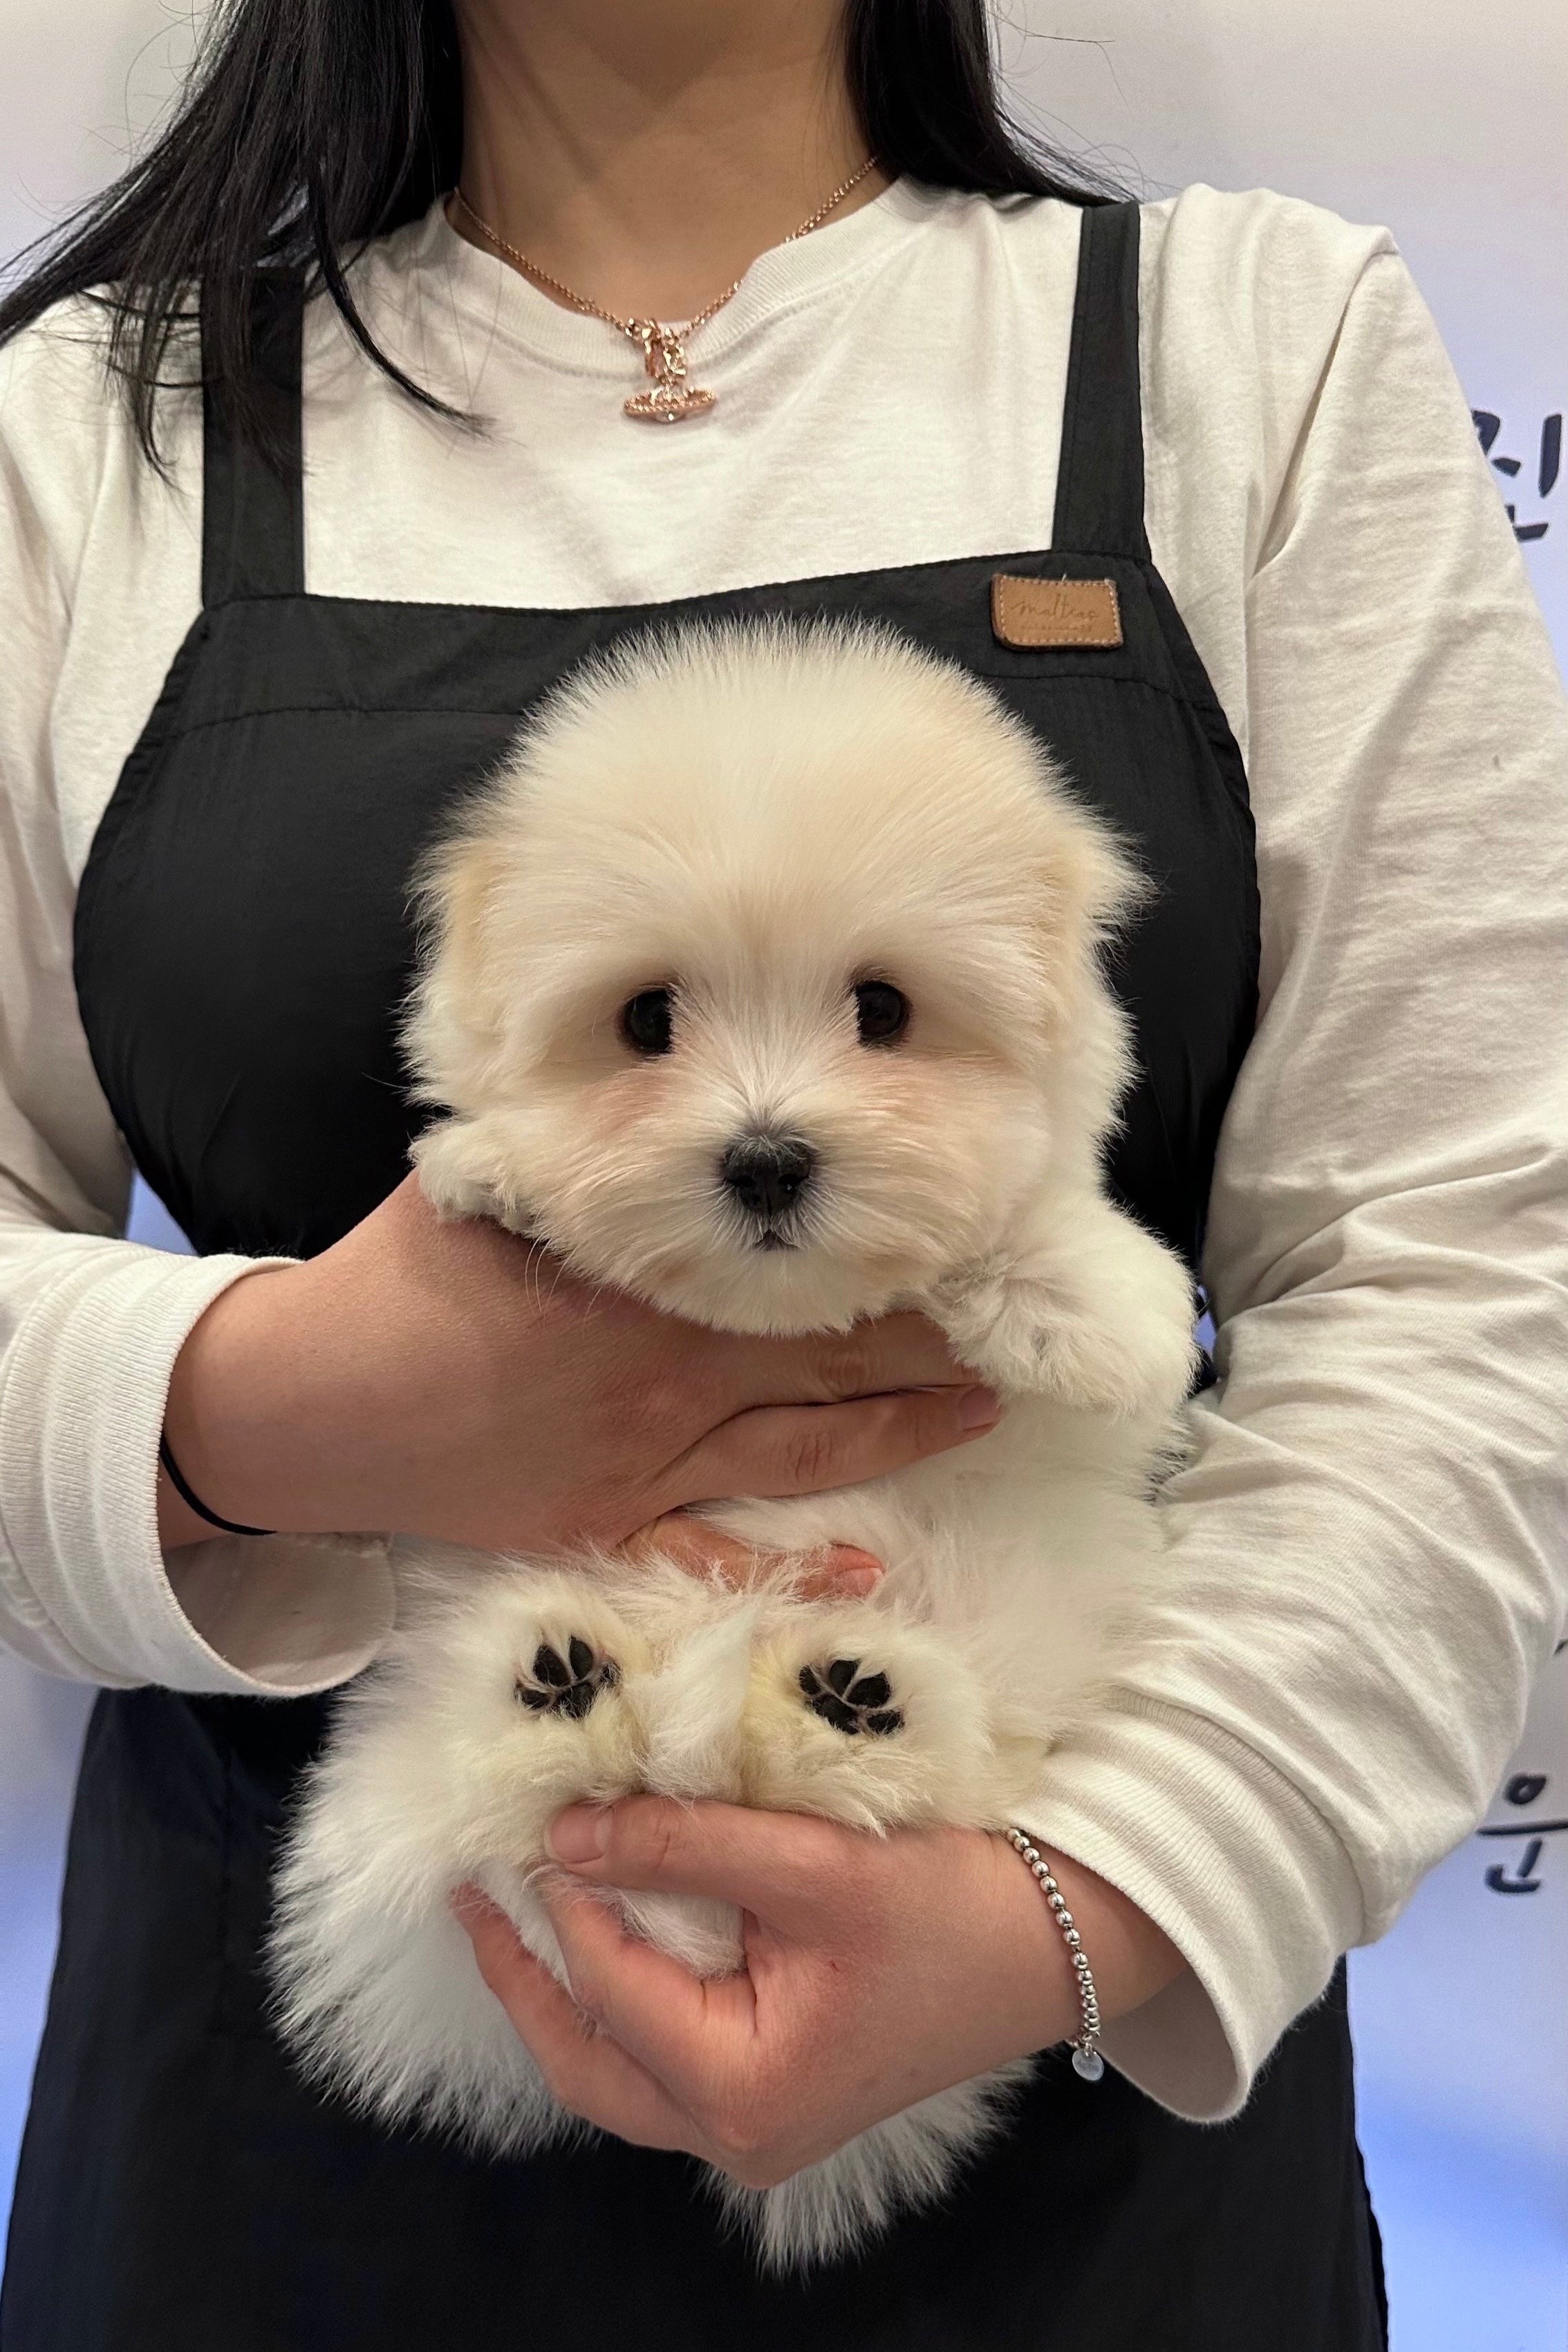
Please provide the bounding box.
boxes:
[719,1134,816,1245]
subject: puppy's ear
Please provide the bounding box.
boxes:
[1014,785,1148,1166]
[404,822,544,1235]
[1029,804,1146,1045]
[403,828,515,1112]
[932,1188,1196,1419]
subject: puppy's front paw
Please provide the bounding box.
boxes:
[410,1115,536,1234]
[933,1198,1196,1419]
[937,1269,1157,1413]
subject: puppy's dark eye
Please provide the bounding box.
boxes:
[854,981,910,1047]
[619,987,674,1056]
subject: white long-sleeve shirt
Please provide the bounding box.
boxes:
[1,179,1565,2122]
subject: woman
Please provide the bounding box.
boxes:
[0,0,1563,2344]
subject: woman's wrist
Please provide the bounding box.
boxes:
[983,1830,1187,2057]
[159,1259,349,1547]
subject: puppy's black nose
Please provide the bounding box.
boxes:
[720,1134,816,1220]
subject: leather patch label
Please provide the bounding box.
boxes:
[990,574,1123,650]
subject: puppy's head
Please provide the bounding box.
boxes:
[407,621,1139,1335]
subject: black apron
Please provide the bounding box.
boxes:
[2,204,1387,2351]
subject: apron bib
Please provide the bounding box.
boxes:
[2,205,1385,2351]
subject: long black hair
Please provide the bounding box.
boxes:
[0,0,1118,465]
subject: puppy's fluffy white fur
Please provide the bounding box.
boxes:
[270,621,1195,2270]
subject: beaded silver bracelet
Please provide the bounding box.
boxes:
[1005,1827,1104,2081]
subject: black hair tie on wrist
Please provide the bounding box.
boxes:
[158,1432,275,1538]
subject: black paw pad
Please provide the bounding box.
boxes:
[799,1659,904,1737]
[516,1637,619,1720]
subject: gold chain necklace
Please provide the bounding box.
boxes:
[451,156,879,424]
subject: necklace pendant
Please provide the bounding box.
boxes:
[624,318,715,423]
[624,380,716,423]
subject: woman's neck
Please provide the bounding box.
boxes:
[449,0,886,319]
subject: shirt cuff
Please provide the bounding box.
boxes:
[1014,1692,1366,2120]
[0,1242,393,1693]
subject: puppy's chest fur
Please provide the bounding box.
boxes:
[697,1381,1161,1766]
[390,1372,1159,1868]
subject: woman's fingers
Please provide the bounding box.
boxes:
[459,1886,776,2172]
[623,1511,884,1600]
[794,1547,882,1599]
[538,1878,758,2089]
[674,1382,1000,1507]
[454,1892,700,2152]
[546,1793,869,1933]
[726,1312,969,1408]
[534,1884,819,2183]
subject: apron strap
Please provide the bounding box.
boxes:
[201,271,306,607]
[1052,201,1150,561]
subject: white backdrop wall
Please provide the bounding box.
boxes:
[1,7,1565,2346]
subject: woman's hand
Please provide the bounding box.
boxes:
[622,1512,885,1602]
[159,1174,996,1550]
[456,1797,1186,2186]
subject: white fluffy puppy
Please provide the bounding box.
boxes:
[270,620,1196,2270]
